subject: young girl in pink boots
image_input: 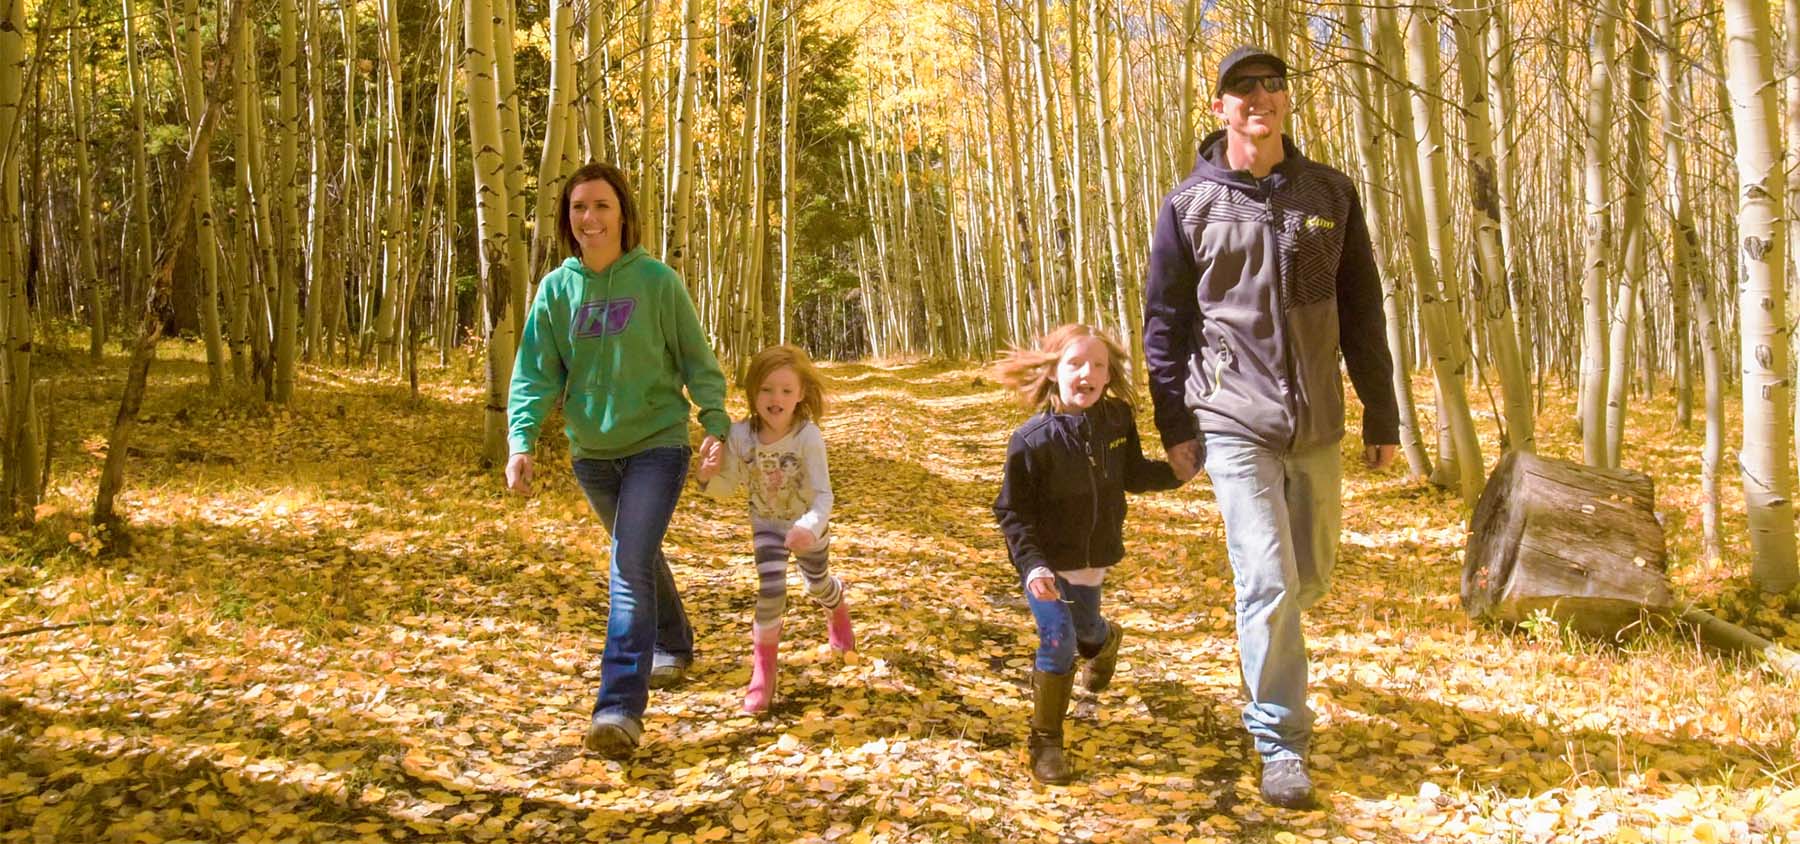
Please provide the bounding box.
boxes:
[697,344,856,713]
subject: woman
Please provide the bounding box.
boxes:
[504,162,729,758]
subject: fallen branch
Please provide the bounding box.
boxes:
[1676,606,1800,680]
[0,618,116,640]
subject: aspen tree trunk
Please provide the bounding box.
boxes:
[123,0,155,328]
[534,0,578,281]
[468,0,514,466]
[1661,0,1693,429]
[1578,0,1615,465]
[635,0,661,252]
[974,4,1020,343]
[778,0,797,344]
[437,0,463,361]
[974,79,1013,346]
[1262,0,1287,55]
[583,0,610,161]
[69,22,102,360]
[0,0,35,523]
[995,5,1034,339]
[1031,0,1075,324]
[181,0,227,386]
[303,0,328,366]
[372,0,409,369]
[1064,0,1091,326]
[275,0,302,403]
[1786,0,1800,456]
[1177,0,1199,174]
[1402,8,1474,492]
[494,0,530,338]
[234,8,268,389]
[1487,0,1533,411]
[1723,0,1799,592]
[408,3,453,381]
[334,0,359,375]
[1348,0,1429,479]
[94,0,242,536]
[734,0,771,360]
[1384,2,1484,505]
[666,0,701,270]
[1088,0,1139,368]
[1451,0,1533,454]
[1603,0,1653,467]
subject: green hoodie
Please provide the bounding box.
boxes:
[507,249,730,460]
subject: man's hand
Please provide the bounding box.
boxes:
[505,453,535,497]
[1364,444,1397,471]
[1167,440,1202,482]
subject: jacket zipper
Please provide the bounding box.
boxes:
[1082,414,1099,566]
[1263,186,1301,450]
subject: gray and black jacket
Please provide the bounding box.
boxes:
[1143,130,1399,457]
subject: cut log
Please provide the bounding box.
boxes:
[1463,450,1671,639]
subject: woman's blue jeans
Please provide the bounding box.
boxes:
[572,446,694,722]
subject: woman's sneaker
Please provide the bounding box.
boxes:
[583,713,642,760]
[648,653,692,689]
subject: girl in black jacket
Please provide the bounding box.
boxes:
[992,324,1181,784]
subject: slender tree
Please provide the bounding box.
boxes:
[1578,0,1615,465]
[1450,0,1533,454]
[466,0,515,465]
[1722,0,1799,592]
[1603,0,1653,467]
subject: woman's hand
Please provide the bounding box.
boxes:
[505,453,535,497]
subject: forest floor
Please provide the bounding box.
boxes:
[2,339,1798,843]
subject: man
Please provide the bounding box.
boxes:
[1142,45,1400,809]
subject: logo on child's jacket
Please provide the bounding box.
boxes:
[1303,216,1336,231]
[574,298,636,337]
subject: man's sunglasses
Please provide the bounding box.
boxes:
[1223,74,1289,96]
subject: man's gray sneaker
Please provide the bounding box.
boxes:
[584,712,642,760]
[1259,758,1317,809]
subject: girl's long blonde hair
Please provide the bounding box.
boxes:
[743,344,828,431]
[994,324,1135,412]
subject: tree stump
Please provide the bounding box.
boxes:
[1462,450,1671,639]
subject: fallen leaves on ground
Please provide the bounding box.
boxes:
[0,344,1795,843]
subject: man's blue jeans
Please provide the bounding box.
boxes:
[572,446,694,723]
[1024,577,1107,675]
[1201,433,1341,762]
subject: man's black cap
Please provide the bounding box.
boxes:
[1215,45,1288,95]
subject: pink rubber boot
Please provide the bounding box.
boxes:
[743,622,781,714]
[827,600,856,653]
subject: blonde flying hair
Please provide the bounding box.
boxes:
[994,323,1135,412]
[743,344,829,431]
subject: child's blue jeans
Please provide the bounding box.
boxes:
[1024,575,1108,675]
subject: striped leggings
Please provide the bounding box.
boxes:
[751,522,843,627]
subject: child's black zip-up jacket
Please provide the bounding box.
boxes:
[993,397,1181,581]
